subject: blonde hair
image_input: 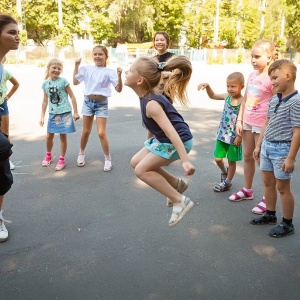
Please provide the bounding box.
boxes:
[45,58,63,79]
[253,39,278,62]
[135,55,192,107]
[268,59,297,82]
[227,72,244,85]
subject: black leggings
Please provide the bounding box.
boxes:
[0,132,13,196]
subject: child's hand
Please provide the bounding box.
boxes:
[197,83,209,91]
[234,135,242,147]
[75,58,82,66]
[39,118,44,127]
[281,157,295,173]
[117,67,123,75]
[182,161,196,176]
[236,122,243,136]
[253,147,261,165]
[73,113,80,121]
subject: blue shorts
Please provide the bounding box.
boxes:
[0,100,9,115]
[144,137,193,160]
[81,96,108,118]
[260,140,292,180]
[47,112,76,134]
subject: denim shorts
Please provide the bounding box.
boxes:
[0,100,9,115]
[243,122,261,134]
[260,140,292,179]
[144,137,193,160]
[81,96,108,118]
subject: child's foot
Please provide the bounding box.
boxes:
[251,198,266,214]
[42,153,53,167]
[228,188,253,201]
[55,158,65,171]
[213,180,232,192]
[77,153,85,167]
[250,213,277,225]
[104,155,112,171]
[0,211,11,243]
[166,178,188,207]
[168,195,194,227]
[268,221,294,238]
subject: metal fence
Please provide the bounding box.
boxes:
[4,45,298,65]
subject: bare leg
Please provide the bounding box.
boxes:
[46,132,55,152]
[277,179,294,219]
[131,149,182,204]
[227,160,236,181]
[59,134,67,157]
[80,115,94,152]
[0,195,4,210]
[261,170,277,211]
[215,157,226,174]
[95,117,109,155]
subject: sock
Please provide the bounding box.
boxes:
[282,217,293,225]
[243,187,253,192]
[105,154,111,160]
[236,187,253,197]
[266,210,276,216]
[59,156,64,161]
[225,179,232,184]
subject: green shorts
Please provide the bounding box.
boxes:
[214,140,242,162]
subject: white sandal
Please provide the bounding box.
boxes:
[166,178,188,207]
[77,153,85,167]
[168,196,194,227]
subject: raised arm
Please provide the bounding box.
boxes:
[115,67,123,93]
[197,83,227,100]
[73,58,81,85]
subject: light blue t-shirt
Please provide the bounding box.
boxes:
[42,77,72,114]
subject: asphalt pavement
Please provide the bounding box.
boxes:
[0,63,300,300]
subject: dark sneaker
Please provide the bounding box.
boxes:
[213,180,232,192]
[250,213,277,225]
[268,222,294,238]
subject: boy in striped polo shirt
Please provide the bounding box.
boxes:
[250,59,300,238]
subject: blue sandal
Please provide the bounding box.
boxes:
[213,181,232,192]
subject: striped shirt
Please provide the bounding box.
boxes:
[265,91,300,142]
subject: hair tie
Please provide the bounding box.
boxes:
[157,62,166,71]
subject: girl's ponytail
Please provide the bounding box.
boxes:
[163,55,192,107]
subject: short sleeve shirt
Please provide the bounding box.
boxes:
[0,69,12,105]
[42,77,72,114]
[216,95,241,144]
[265,91,300,142]
[243,71,273,127]
[75,65,118,97]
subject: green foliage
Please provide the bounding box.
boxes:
[1,0,299,52]
[19,29,27,46]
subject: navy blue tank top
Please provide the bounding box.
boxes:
[139,93,193,143]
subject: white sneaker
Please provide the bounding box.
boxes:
[0,211,10,243]
[9,160,15,170]
[104,156,112,171]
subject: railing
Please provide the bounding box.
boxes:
[4,46,298,65]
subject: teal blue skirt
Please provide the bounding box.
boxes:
[144,137,193,160]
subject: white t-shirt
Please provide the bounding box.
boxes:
[76,65,118,97]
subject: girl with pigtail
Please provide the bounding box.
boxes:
[125,55,195,227]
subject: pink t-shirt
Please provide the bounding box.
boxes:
[243,71,273,127]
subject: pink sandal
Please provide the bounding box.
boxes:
[251,199,266,214]
[228,188,254,202]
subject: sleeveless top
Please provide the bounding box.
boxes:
[139,93,193,143]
